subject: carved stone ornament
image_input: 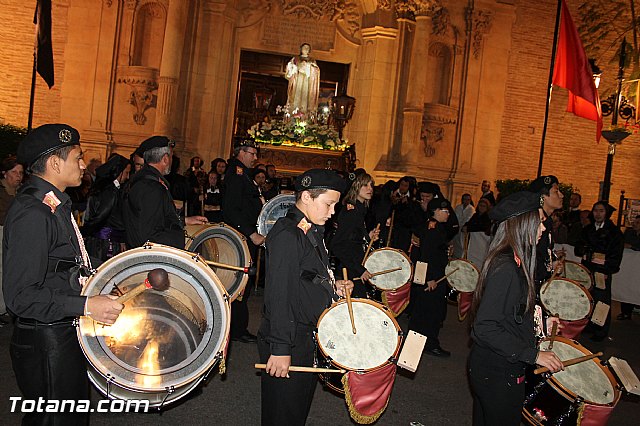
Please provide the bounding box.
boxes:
[469,9,493,59]
[394,0,442,21]
[421,125,444,157]
[126,0,138,10]
[104,0,113,7]
[431,6,450,36]
[117,66,159,125]
[377,0,391,11]
[279,0,339,20]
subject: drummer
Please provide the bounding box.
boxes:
[468,191,563,426]
[409,197,454,357]
[258,168,353,426]
[329,171,380,298]
[4,124,123,425]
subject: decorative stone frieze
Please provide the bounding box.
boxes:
[421,103,457,157]
[431,6,449,36]
[468,8,493,59]
[394,0,441,21]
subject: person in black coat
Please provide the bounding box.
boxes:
[575,201,624,340]
[329,172,379,297]
[81,154,131,261]
[465,197,493,235]
[123,136,207,249]
[222,138,265,342]
[258,169,352,426]
[469,191,563,426]
[409,197,453,357]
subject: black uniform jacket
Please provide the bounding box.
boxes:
[3,176,86,322]
[575,220,624,275]
[329,200,369,278]
[534,214,554,285]
[471,254,538,369]
[123,164,183,248]
[262,206,336,356]
[222,158,263,238]
[414,216,449,281]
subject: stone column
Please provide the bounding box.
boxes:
[154,0,188,136]
[399,0,441,159]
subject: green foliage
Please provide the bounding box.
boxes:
[495,179,577,211]
[0,124,27,158]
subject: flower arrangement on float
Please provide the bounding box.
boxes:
[248,105,348,151]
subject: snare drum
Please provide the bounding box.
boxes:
[363,248,413,291]
[316,299,402,393]
[78,243,231,408]
[523,337,620,425]
[184,223,251,301]
[446,259,480,293]
[540,278,594,321]
[562,260,593,290]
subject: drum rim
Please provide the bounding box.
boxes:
[446,258,480,293]
[539,278,594,320]
[539,336,621,406]
[78,244,231,394]
[257,194,296,237]
[562,261,594,288]
[316,298,402,372]
[184,223,250,302]
[364,248,413,291]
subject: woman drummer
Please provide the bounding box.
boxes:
[329,171,380,298]
[258,169,353,426]
[468,191,564,426]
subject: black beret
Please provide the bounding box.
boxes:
[529,175,559,193]
[95,154,130,181]
[137,136,175,155]
[418,181,440,195]
[17,124,80,167]
[234,137,259,150]
[294,169,346,193]
[489,191,540,223]
[427,197,451,213]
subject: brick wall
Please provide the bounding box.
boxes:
[499,0,640,218]
[0,1,68,128]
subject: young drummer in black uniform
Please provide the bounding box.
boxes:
[409,197,453,357]
[469,192,563,426]
[258,169,353,426]
[4,124,123,425]
[329,171,380,298]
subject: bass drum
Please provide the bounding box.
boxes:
[257,194,296,237]
[185,223,251,302]
[77,244,231,409]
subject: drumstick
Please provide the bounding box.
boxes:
[353,267,402,281]
[386,210,395,247]
[254,364,346,374]
[343,268,357,334]
[549,316,559,349]
[424,268,460,291]
[534,352,604,375]
[362,224,380,266]
[204,259,256,275]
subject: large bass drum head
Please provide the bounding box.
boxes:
[257,194,296,237]
[78,244,230,408]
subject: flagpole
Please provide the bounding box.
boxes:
[28,49,37,133]
[537,0,563,177]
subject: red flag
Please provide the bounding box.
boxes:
[552,0,602,141]
[34,0,54,88]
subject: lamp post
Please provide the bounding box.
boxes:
[329,93,356,141]
[600,38,631,202]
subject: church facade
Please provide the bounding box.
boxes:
[0,0,638,209]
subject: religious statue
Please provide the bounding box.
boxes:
[285,43,320,116]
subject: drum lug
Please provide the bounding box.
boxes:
[142,242,153,249]
[191,254,201,263]
[105,374,115,400]
[158,386,175,411]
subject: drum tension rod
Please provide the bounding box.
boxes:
[159,386,175,411]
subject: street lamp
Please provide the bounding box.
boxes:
[600,38,632,202]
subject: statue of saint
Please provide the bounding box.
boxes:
[285,43,320,116]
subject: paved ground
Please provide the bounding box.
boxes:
[1,290,638,425]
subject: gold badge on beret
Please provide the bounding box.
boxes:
[58,129,72,144]
[543,176,551,185]
[301,175,312,188]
